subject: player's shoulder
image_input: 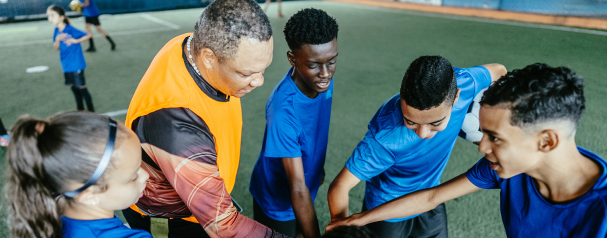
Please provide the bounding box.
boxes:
[368,94,401,134]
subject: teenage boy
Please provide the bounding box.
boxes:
[250,8,339,238]
[327,63,607,237]
[328,56,507,238]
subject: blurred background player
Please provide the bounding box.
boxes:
[0,116,9,147]
[263,0,284,18]
[327,63,607,237]
[48,5,95,112]
[5,111,151,238]
[79,0,116,51]
[328,56,506,238]
[122,0,286,237]
[249,8,338,238]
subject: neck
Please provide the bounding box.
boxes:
[529,142,601,203]
[62,202,114,220]
[183,40,224,94]
[58,22,66,31]
[291,68,318,98]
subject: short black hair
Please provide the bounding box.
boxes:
[321,226,378,238]
[192,0,272,62]
[400,56,457,110]
[480,63,585,129]
[284,8,339,50]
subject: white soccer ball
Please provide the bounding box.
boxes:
[459,88,487,142]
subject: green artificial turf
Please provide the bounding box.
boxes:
[1,1,606,237]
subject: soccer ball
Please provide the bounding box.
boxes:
[69,0,82,12]
[459,88,487,142]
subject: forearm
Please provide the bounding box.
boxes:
[53,41,60,50]
[327,183,350,220]
[75,34,92,42]
[291,186,320,238]
[354,188,438,226]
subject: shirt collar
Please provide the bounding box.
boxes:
[181,36,229,102]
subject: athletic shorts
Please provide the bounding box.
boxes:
[362,201,448,238]
[253,198,300,237]
[64,70,86,88]
[85,16,100,26]
[122,208,210,238]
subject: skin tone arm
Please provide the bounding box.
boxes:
[327,167,361,221]
[326,173,481,231]
[80,0,90,7]
[282,157,321,238]
[480,63,507,83]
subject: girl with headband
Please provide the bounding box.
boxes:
[5,111,151,238]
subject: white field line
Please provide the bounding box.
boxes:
[0,27,175,47]
[139,13,181,30]
[102,109,128,117]
[337,2,607,36]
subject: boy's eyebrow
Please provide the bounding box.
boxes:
[306,53,339,64]
[403,116,446,125]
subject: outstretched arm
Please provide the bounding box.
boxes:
[326,173,480,231]
[282,157,320,238]
[327,167,361,221]
[80,0,90,7]
[481,63,507,83]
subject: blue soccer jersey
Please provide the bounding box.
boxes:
[82,0,100,17]
[466,147,607,237]
[250,67,333,221]
[345,66,492,222]
[62,216,152,238]
[53,25,87,73]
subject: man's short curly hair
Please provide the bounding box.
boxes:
[400,56,457,110]
[284,8,339,50]
[480,63,585,129]
[192,0,272,62]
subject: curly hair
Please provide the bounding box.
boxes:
[400,56,457,110]
[284,8,339,50]
[192,0,272,62]
[480,63,585,129]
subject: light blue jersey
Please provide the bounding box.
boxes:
[346,66,491,222]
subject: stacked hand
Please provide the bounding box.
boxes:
[325,214,361,232]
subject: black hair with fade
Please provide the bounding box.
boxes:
[192,0,272,62]
[284,8,339,50]
[480,63,585,128]
[400,56,457,110]
[321,226,378,238]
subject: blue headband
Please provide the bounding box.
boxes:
[64,118,117,197]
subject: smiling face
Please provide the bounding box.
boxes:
[203,37,274,98]
[477,105,543,178]
[288,38,338,98]
[96,128,149,210]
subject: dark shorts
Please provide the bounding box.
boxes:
[85,16,100,26]
[64,70,86,88]
[122,208,210,238]
[253,198,299,237]
[362,201,448,238]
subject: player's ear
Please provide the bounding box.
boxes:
[538,129,559,153]
[453,89,462,105]
[287,51,296,67]
[199,48,217,69]
[74,186,100,206]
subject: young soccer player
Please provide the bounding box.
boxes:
[327,63,607,237]
[5,111,151,238]
[79,0,116,52]
[249,8,338,238]
[328,56,506,238]
[263,0,283,18]
[48,5,95,112]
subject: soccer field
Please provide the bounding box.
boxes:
[1,1,606,237]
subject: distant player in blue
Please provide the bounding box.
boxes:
[80,0,116,51]
[48,5,95,112]
[327,63,607,238]
[6,111,151,238]
[328,56,507,238]
[250,8,339,238]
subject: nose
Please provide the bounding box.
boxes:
[415,125,432,139]
[478,134,492,154]
[250,73,264,88]
[319,65,330,79]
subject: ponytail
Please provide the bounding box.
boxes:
[48,5,70,25]
[4,112,125,238]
